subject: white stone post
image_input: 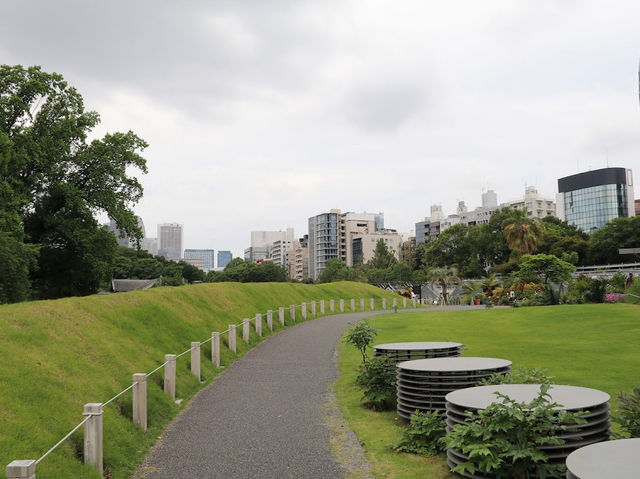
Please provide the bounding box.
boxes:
[320,300,325,314]
[229,325,237,352]
[339,299,344,312]
[382,298,387,309]
[350,299,355,311]
[311,301,316,316]
[301,302,307,319]
[255,313,262,336]
[83,403,103,475]
[212,332,220,368]
[6,460,36,479]
[360,298,365,310]
[393,298,397,308]
[370,298,374,310]
[290,305,295,320]
[243,318,250,343]
[191,342,201,380]
[132,373,147,432]
[412,298,417,308]
[403,297,407,308]
[330,299,335,312]
[267,310,273,331]
[279,307,285,325]
[164,354,176,401]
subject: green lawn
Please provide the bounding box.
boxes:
[335,304,640,479]
[0,281,400,479]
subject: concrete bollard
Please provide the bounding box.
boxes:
[83,403,103,475]
[6,460,36,479]
[279,307,285,326]
[330,299,335,312]
[350,299,355,311]
[370,298,374,310]
[132,373,147,432]
[311,301,316,316]
[301,302,307,319]
[320,300,325,314]
[403,297,407,308]
[211,332,220,368]
[412,298,417,308]
[382,298,387,309]
[360,298,365,310]
[393,298,397,308]
[267,310,273,331]
[229,324,237,352]
[339,299,344,312]
[191,342,201,380]
[255,313,262,336]
[243,319,250,343]
[290,305,295,321]
[164,354,176,401]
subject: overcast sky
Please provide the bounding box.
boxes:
[2,1,640,258]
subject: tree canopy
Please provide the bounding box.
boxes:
[0,65,147,301]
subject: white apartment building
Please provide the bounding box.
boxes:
[245,228,294,262]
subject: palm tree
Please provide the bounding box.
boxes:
[481,272,500,296]
[502,210,544,255]
[427,267,461,306]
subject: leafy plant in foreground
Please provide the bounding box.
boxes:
[393,410,447,456]
[345,319,378,363]
[355,355,396,411]
[613,387,640,438]
[443,384,586,479]
[479,366,554,386]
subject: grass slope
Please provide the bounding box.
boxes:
[0,281,399,478]
[335,304,640,479]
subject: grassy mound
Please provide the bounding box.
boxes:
[336,304,640,479]
[0,281,398,478]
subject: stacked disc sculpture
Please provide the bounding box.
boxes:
[374,341,463,362]
[565,438,640,479]
[445,384,610,478]
[396,357,511,420]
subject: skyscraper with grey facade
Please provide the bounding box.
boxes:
[158,223,183,261]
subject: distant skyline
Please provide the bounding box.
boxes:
[2,1,639,258]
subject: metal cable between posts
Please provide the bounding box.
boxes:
[176,348,191,359]
[35,415,92,465]
[103,383,135,407]
[147,361,169,377]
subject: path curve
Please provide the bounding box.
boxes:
[135,310,391,479]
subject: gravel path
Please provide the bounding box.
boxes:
[134,311,391,479]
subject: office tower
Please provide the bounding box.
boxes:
[158,223,183,261]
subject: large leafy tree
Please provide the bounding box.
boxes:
[427,267,461,305]
[517,254,575,285]
[586,216,640,265]
[0,65,147,300]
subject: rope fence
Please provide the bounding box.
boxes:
[5,295,419,479]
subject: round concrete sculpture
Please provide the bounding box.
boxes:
[445,384,611,479]
[374,341,463,362]
[396,357,511,419]
[565,438,640,479]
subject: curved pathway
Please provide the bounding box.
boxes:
[135,310,392,479]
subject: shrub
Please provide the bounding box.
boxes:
[393,411,447,456]
[355,355,396,410]
[613,387,640,438]
[585,279,606,303]
[478,366,553,386]
[345,319,378,363]
[605,293,626,303]
[443,384,586,478]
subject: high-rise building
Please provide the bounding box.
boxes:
[184,249,215,272]
[501,186,555,219]
[141,237,158,256]
[158,223,183,261]
[107,216,146,248]
[244,228,294,262]
[556,167,635,233]
[217,250,232,269]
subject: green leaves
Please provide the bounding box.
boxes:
[393,411,447,456]
[613,387,640,438]
[344,319,378,363]
[355,355,396,411]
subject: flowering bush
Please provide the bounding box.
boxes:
[605,293,626,303]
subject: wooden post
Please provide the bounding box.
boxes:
[339,299,344,312]
[320,300,325,314]
[301,302,307,319]
[164,354,176,401]
[132,373,147,432]
[83,403,103,475]
[330,299,334,312]
[311,301,316,316]
[370,298,374,310]
[267,310,273,331]
[191,342,201,380]
[255,313,262,336]
[243,318,250,343]
[279,307,285,326]
[229,325,237,352]
[211,332,220,368]
[350,299,355,311]
[290,305,295,321]
[6,460,36,479]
